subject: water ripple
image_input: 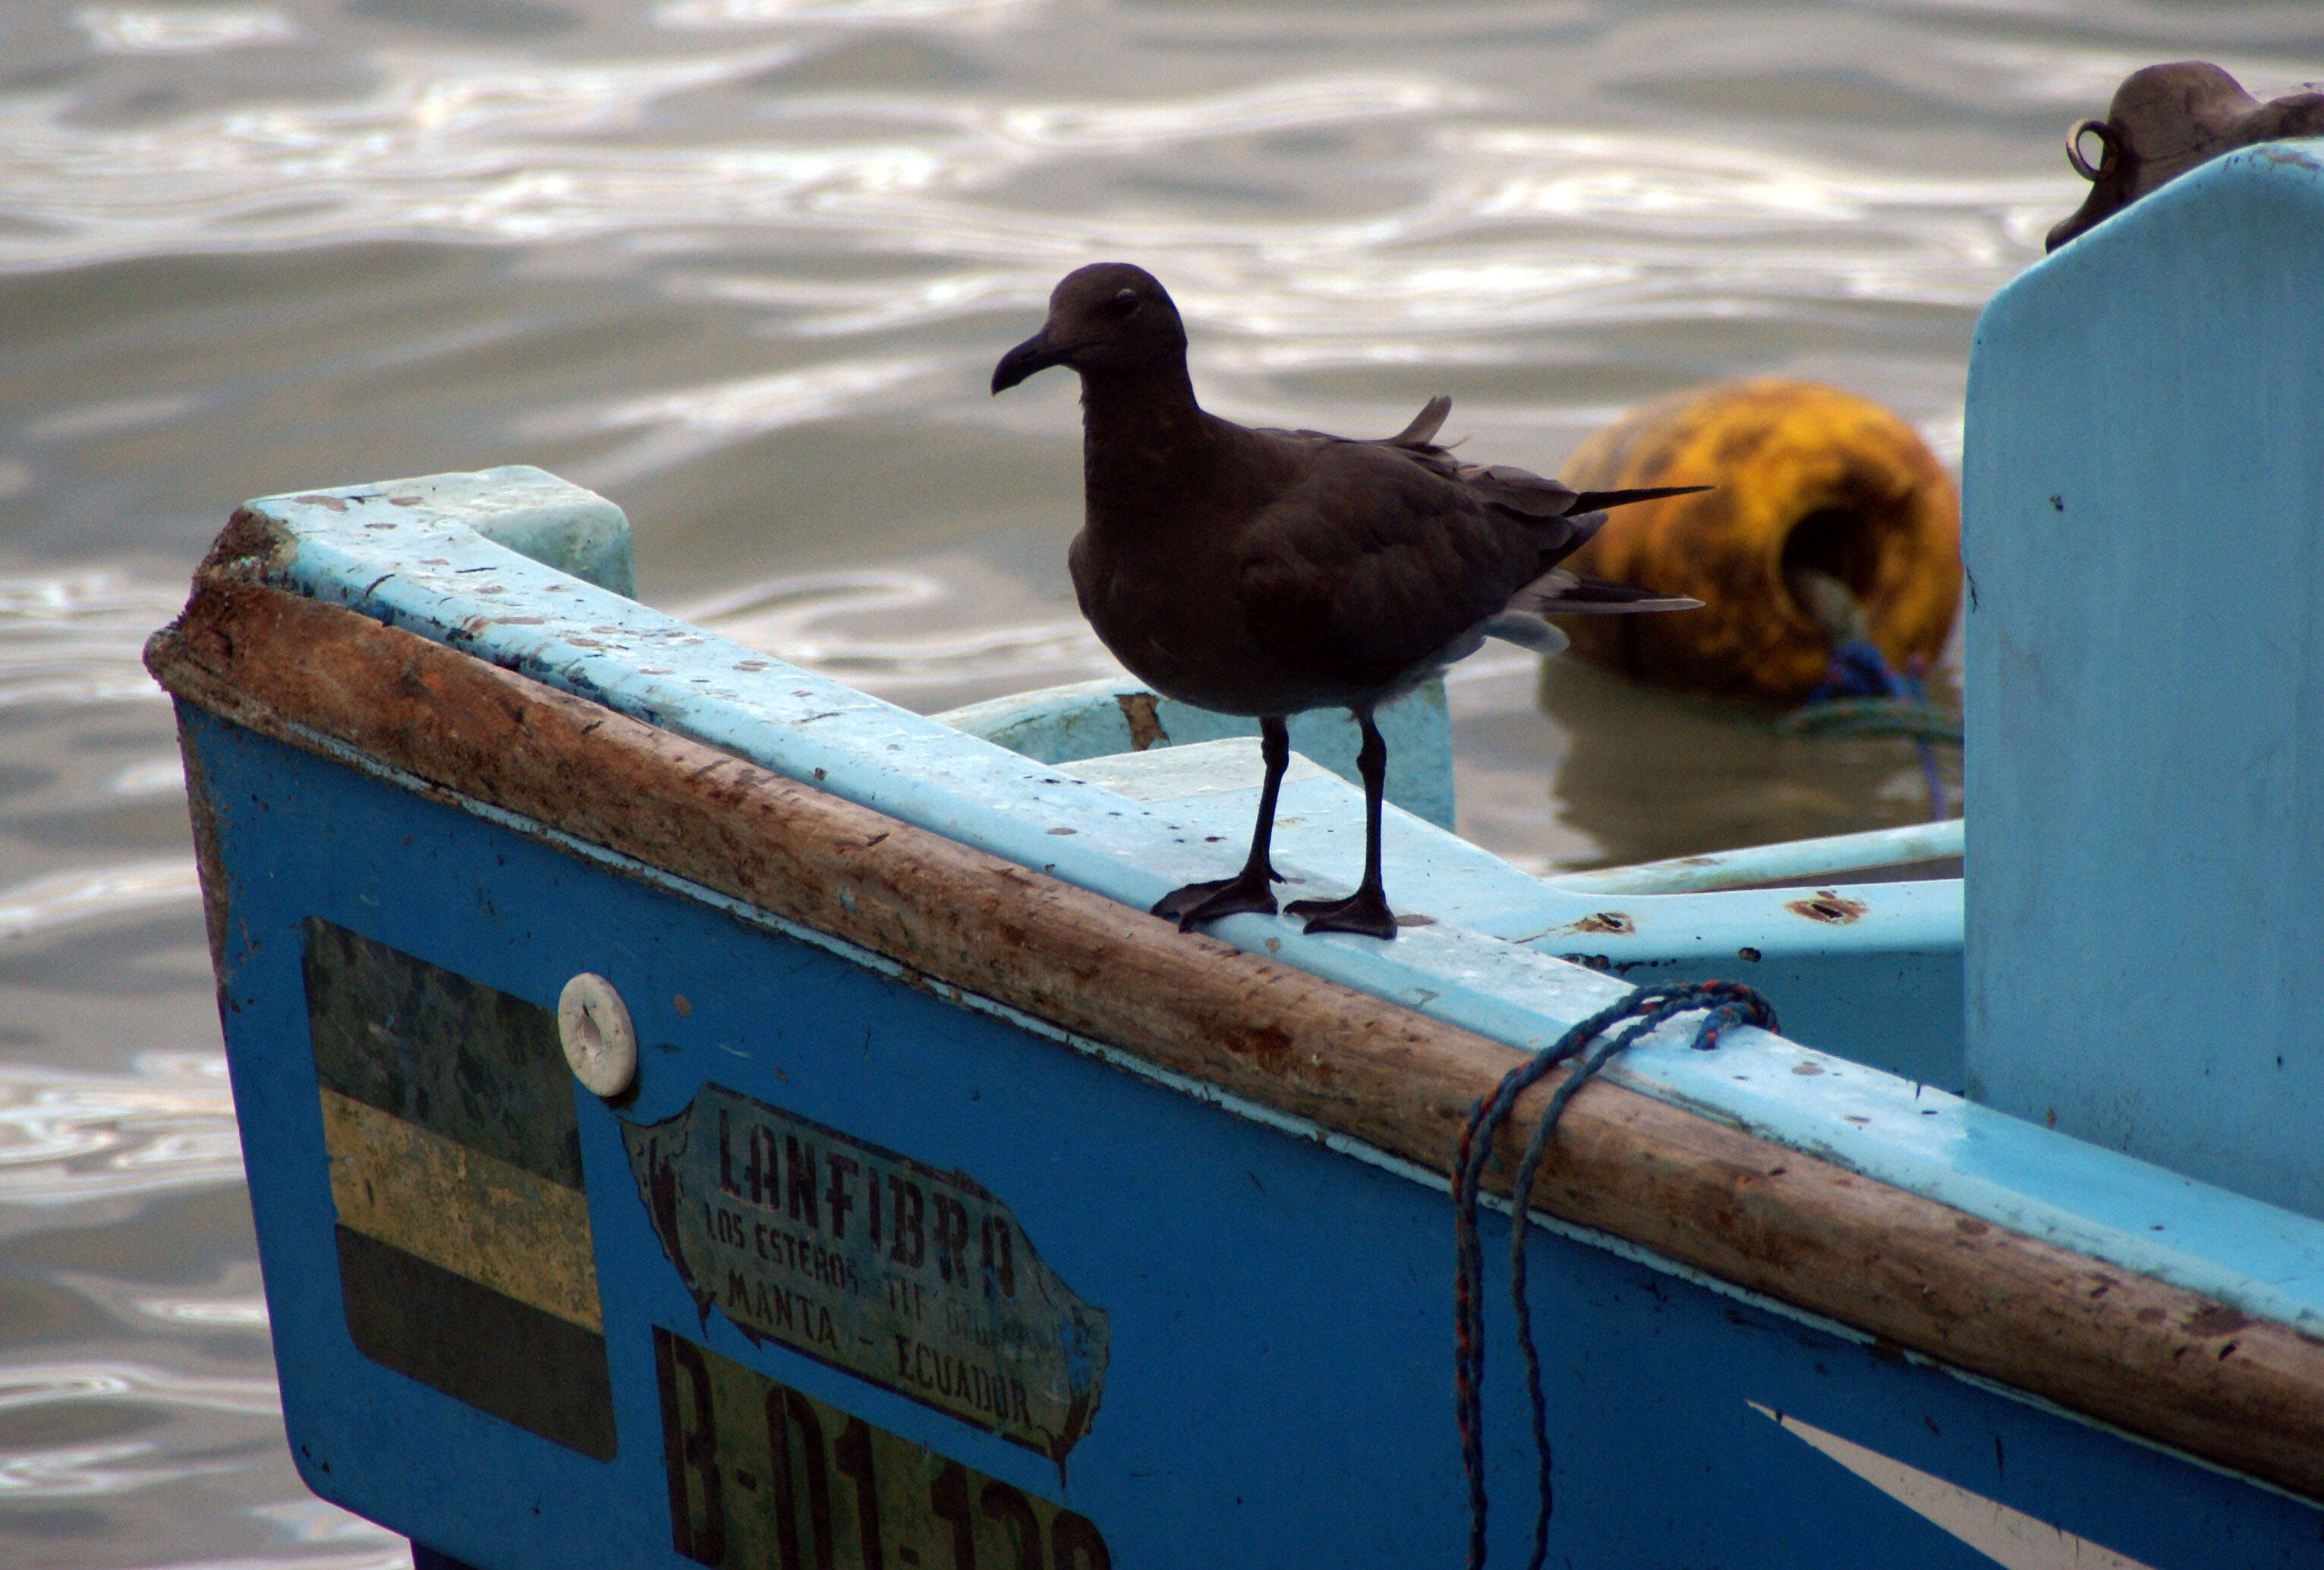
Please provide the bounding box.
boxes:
[677,567,1115,692]
[985,74,1479,151]
[655,0,1042,27]
[0,861,203,942]
[74,8,298,55]
[49,1266,272,1332]
[0,1436,247,1498]
[0,573,176,712]
[536,355,947,487]
[0,1359,282,1423]
[121,1553,413,1570]
[149,1552,416,1570]
[0,27,2070,320]
[0,1055,241,1220]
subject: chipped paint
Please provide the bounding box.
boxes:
[1789,891,1869,924]
[1571,910,1634,935]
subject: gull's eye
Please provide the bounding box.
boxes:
[1106,287,1141,318]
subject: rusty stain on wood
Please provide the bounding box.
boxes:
[175,709,235,987]
[144,569,2324,1502]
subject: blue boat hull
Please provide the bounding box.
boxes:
[187,707,2322,1568]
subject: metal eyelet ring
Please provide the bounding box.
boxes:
[558,973,637,1098]
[2067,118,2118,181]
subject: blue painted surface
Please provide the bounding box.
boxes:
[1551,817,1962,895]
[222,467,2324,1347]
[350,462,636,596]
[1965,137,2324,1218]
[932,675,1458,829]
[187,708,2324,1568]
[1064,734,1968,1090]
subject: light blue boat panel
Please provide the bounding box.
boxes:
[1067,738,1967,1089]
[933,675,1457,829]
[232,472,2324,1354]
[1965,137,2324,1219]
[186,709,2324,1568]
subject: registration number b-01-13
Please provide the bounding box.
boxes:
[653,1326,1112,1569]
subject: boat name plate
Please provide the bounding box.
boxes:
[625,1083,1110,1461]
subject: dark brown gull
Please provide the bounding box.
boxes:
[994,262,1703,938]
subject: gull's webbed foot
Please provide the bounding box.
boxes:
[1151,869,1280,931]
[1285,887,1399,940]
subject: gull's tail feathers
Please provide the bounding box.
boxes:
[1387,395,1453,449]
[1567,484,1710,514]
[1509,569,1702,617]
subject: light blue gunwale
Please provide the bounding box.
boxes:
[231,466,2324,1346]
[1551,817,1963,894]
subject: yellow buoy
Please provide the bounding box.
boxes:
[1554,380,1960,701]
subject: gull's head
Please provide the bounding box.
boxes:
[991,262,1189,393]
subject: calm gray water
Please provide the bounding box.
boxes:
[2,1,2319,1562]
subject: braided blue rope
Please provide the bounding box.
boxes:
[1453,980,1778,1570]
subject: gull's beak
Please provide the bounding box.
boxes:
[991,323,1064,394]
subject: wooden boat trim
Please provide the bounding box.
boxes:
[148,537,2324,1502]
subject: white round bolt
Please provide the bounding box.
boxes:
[558,973,636,1098]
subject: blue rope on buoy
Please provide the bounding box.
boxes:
[1800,635,1902,706]
[1451,979,1779,1570]
[1788,635,1951,821]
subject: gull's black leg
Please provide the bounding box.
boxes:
[1286,709,1399,938]
[1151,716,1291,930]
